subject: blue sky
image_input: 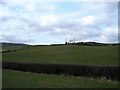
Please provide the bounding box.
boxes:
[0,0,119,45]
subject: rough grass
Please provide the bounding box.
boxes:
[2,45,118,65]
[2,46,21,51]
[2,69,118,88]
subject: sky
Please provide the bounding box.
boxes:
[0,0,119,45]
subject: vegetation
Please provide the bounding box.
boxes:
[3,45,118,65]
[3,62,119,80]
[1,42,29,52]
[2,70,118,88]
[2,43,119,88]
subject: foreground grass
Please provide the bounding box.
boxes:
[3,45,118,65]
[0,69,2,89]
[2,70,118,88]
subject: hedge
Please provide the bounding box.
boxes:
[2,61,120,81]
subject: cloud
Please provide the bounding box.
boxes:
[80,15,97,26]
[39,14,60,27]
[99,27,118,43]
[0,1,118,44]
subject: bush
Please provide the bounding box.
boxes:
[2,61,119,81]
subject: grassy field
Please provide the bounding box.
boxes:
[0,48,2,52]
[1,43,29,52]
[3,45,118,65]
[2,69,118,88]
[2,44,119,88]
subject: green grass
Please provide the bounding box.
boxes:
[3,45,118,65]
[2,69,118,88]
[0,69,2,89]
[2,45,27,51]
[0,49,2,52]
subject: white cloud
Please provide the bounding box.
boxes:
[40,14,60,27]
[54,28,62,33]
[80,15,97,26]
[0,1,118,44]
[99,27,118,43]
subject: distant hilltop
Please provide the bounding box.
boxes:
[0,42,119,47]
[51,42,119,46]
[65,42,119,46]
[1,42,29,47]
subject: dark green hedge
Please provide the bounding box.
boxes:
[2,61,119,81]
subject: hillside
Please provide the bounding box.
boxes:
[3,70,118,88]
[2,42,119,88]
[2,45,118,65]
[1,42,30,53]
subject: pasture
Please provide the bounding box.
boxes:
[2,45,118,65]
[2,44,119,88]
[2,70,118,88]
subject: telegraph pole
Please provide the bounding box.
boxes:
[74,38,75,44]
[65,37,67,45]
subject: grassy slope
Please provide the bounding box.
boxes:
[0,48,2,52]
[3,45,118,65]
[1,43,29,52]
[2,70,118,88]
[0,69,2,89]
